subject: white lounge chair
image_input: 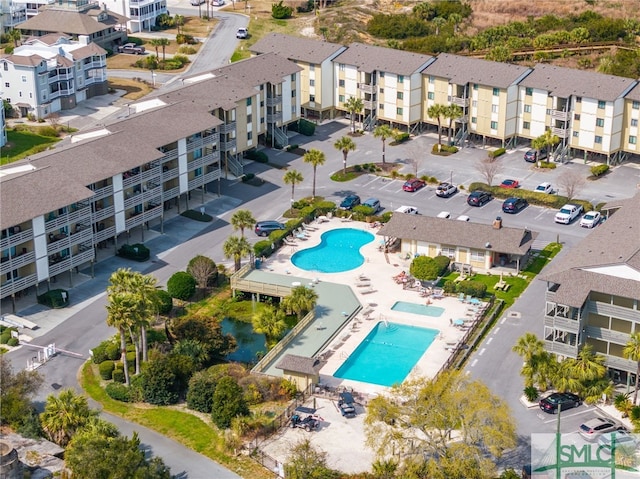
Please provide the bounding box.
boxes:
[341,214,353,223]
[355,281,371,288]
[361,287,377,295]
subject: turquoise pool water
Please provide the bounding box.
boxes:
[334,322,439,387]
[291,228,374,273]
[391,301,445,317]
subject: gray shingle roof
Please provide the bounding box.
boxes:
[624,82,640,102]
[1,54,45,67]
[421,52,531,89]
[17,8,128,36]
[250,33,345,64]
[333,42,433,76]
[377,213,536,255]
[211,51,302,87]
[275,354,323,375]
[518,63,636,102]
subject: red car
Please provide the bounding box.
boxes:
[402,178,426,192]
[500,179,520,189]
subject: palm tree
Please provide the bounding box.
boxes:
[40,389,97,447]
[283,169,304,204]
[344,96,364,133]
[129,272,158,365]
[373,124,394,164]
[303,149,326,199]
[149,38,163,59]
[512,333,544,363]
[252,305,287,343]
[532,129,560,163]
[174,14,185,35]
[448,13,463,34]
[173,339,209,369]
[223,235,252,271]
[551,358,582,393]
[7,29,21,48]
[105,292,136,386]
[334,136,356,175]
[432,16,446,36]
[624,332,640,404]
[281,285,318,319]
[571,344,606,383]
[157,38,170,61]
[230,209,256,238]
[427,104,447,146]
[445,104,463,145]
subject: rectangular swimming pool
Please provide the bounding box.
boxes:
[391,301,444,317]
[333,322,439,387]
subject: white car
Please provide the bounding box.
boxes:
[395,205,419,215]
[435,182,457,198]
[456,215,470,222]
[211,0,224,5]
[437,211,451,219]
[535,182,554,194]
[236,27,248,39]
[580,211,601,228]
[555,204,584,224]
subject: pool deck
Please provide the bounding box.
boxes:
[255,218,486,397]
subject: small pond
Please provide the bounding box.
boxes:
[221,317,267,364]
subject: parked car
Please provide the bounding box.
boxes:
[211,0,225,5]
[500,179,520,189]
[437,211,451,219]
[117,43,145,54]
[598,430,638,453]
[290,414,320,431]
[402,178,426,192]
[338,392,357,418]
[502,197,528,214]
[339,195,361,210]
[555,204,584,224]
[467,191,492,207]
[435,182,457,198]
[395,205,419,215]
[535,182,554,194]
[362,198,381,213]
[254,220,285,237]
[539,392,581,414]
[456,215,470,222]
[524,148,548,162]
[579,417,626,442]
[580,211,601,228]
[236,27,248,39]
[191,0,205,5]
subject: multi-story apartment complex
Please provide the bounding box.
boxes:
[0,52,301,309]
[0,0,27,32]
[540,192,640,383]
[0,34,108,118]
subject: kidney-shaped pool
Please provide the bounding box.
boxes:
[291,228,374,273]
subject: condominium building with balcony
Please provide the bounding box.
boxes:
[332,43,434,132]
[540,192,640,383]
[421,53,531,148]
[620,83,640,156]
[249,33,346,121]
[0,33,108,119]
[0,0,27,31]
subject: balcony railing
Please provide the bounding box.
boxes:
[92,184,113,199]
[94,225,116,244]
[0,251,36,275]
[605,355,636,372]
[49,88,75,100]
[162,165,179,180]
[584,325,629,345]
[218,122,236,134]
[551,127,569,139]
[160,148,178,162]
[163,186,180,200]
[587,301,640,322]
[45,205,92,231]
[267,112,282,123]
[94,205,115,222]
[220,138,237,152]
[124,192,144,210]
[48,257,72,276]
[0,273,38,299]
[0,228,33,250]
[544,316,580,332]
[448,96,469,107]
[363,100,374,110]
[187,157,206,172]
[544,340,577,357]
[551,110,570,121]
[358,83,374,94]
[266,95,283,107]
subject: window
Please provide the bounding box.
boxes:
[379,72,385,77]
[291,73,296,81]
[21,76,26,82]
[246,98,252,106]
[633,101,640,110]
[379,104,384,110]
[630,136,637,144]
[339,94,345,103]
[492,87,499,96]
[398,75,404,83]
[339,79,345,87]
[573,131,579,137]
[524,105,531,113]
[471,117,477,124]
[247,131,253,141]
[525,87,533,96]
[397,92,403,100]
[598,100,606,109]
[396,107,403,115]
[309,79,315,87]
[309,94,315,102]
[3,63,7,71]
[428,92,434,100]
[429,76,435,84]
[596,118,604,127]
[291,89,296,98]
[595,135,602,144]
[339,63,345,71]
[4,82,8,88]
[380,88,384,94]
[441,246,455,258]
[574,113,581,121]
[523,121,530,129]
[260,117,265,124]
[470,250,485,262]
[632,119,638,127]
[490,121,498,129]
[473,83,478,90]
[247,114,252,123]
[309,63,315,71]
[576,97,582,103]
[491,104,499,113]
[18,92,22,97]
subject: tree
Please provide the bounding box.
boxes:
[373,124,394,164]
[303,148,326,199]
[449,12,463,34]
[139,351,193,405]
[624,332,640,405]
[0,358,43,429]
[46,112,61,131]
[281,285,318,319]
[283,169,304,204]
[365,371,516,476]
[252,305,287,343]
[432,16,446,35]
[174,14,185,34]
[187,255,218,290]
[445,104,463,145]
[571,344,606,384]
[150,38,163,59]
[334,136,356,175]
[211,376,250,429]
[475,156,503,186]
[167,271,197,301]
[427,104,447,146]
[105,291,136,386]
[222,235,252,271]
[285,439,337,479]
[171,315,236,363]
[532,129,560,163]
[157,37,170,61]
[7,29,21,47]
[230,209,256,238]
[173,338,209,369]
[344,96,363,133]
[40,389,97,446]
[557,170,586,200]
[513,333,548,388]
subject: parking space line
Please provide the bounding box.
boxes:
[540,407,596,424]
[362,176,381,187]
[478,348,486,356]
[486,337,493,345]
[379,181,399,191]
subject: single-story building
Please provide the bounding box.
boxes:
[275,354,324,392]
[377,213,538,273]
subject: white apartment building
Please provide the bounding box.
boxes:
[103,0,167,33]
[0,33,107,119]
[0,0,27,31]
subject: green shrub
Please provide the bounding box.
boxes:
[456,280,487,298]
[271,0,293,19]
[211,376,250,428]
[34,126,59,137]
[392,132,410,143]
[176,34,197,45]
[293,118,316,136]
[155,289,173,315]
[489,147,506,158]
[37,289,69,308]
[125,351,137,367]
[537,161,556,169]
[125,37,144,46]
[167,271,197,301]
[443,280,456,294]
[99,361,116,380]
[112,368,125,383]
[172,54,190,65]
[433,255,451,276]
[590,164,609,177]
[410,256,440,281]
[353,164,362,172]
[92,339,120,363]
[7,337,19,347]
[105,383,132,402]
[244,149,268,163]
[0,331,10,344]
[178,45,197,54]
[353,205,375,217]
[146,328,167,346]
[431,144,458,154]
[186,370,218,413]
[180,210,213,222]
[241,173,255,183]
[117,243,150,261]
[254,240,274,258]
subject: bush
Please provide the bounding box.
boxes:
[254,240,275,258]
[176,34,197,45]
[271,0,293,19]
[92,339,120,363]
[186,371,218,413]
[443,280,456,294]
[112,368,126,383]
[172,54,190,65]
[180,210,213,222]
[409,256,440,281]
[99,361,116,380]
[7,337,19,347]
[155,289,173,315]
[244,149,268,163]
[0,331,10,344]
[456,280,487,298]
[105,383,132,402]
[537,161,556,169]
[241,173,255,183]
[167,271,197,301]
[178,45,197,54]
[489,147,506,158]
[433,255,451,276]
[211,376,250,428]
[392,131,410,143]
[431,143,458,154]
[37,289,69,308]
[117,243,150,261]
[590,164,609,177]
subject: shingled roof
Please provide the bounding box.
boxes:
[250,33,346,64]
[377,213,536,256]
[275,354,323,375]
[333,42,434,76]
[17,8,127,36]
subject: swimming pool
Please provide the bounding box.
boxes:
[291,228,374,273]
[391,301,445,317]
[334,322,439,387]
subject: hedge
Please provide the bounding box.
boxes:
[392,132,410,144]
[105,383,132,402]
[467,182,593,211]
[117,243,150,261]
[455,280,487,298]
[37,289,69,308]
[590,164,609,177]
[112,368,126,383]
[99,360,116,380]
[244,149,268,163]
[92,340,120,363]
[488,148,506,158]
[431,144,458,154]
[167,271,197,300]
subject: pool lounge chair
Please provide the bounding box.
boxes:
[457,292,465,302]
[360,287,377,294]
[431,288,444,299]
[303,223,318,232]
[341,214,353,223]
[355,281,372,288]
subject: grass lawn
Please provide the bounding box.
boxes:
[108,78,155,101]
[1,129,61,165]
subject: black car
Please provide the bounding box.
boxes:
[338,392,356,418]
[502,197,528,214]
[539,392,581,414]
[254,220,285,237]
[467,191,492,207]
[339,195,361,210]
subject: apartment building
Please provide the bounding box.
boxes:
[0,0,27,32]
[540,192,640,382]
[332,43,434,132]
[250,33,347,121]
[421,53,530,148]
[0,34,108,118]
[517,64,636,164]
[620,83,640,157]
[0,52,302,308]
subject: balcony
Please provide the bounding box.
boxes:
[124,192,144,210]
[267,112,282,123]
[48,256,72,276]
[0,273,38,299]
[92,183,113,199]
[48,71,73,82]
[584,325,629,345]
[218,122,236,134]
[0,251,36,275]
[187,157,206,172]
[189,172,220,190]
[551,110,570,122]
[551,127,569,139]
[93,204,115,222]
[94,225,116,244]
[45,205,92,231]
[605,355,635,372]
[160,148,178,162]
[363,100,374,110]
[587,301,640,322]
[49,87,75,100]
[544,340,577,357]
[219,138,237,152]
[543,316,580,333]
[162,165,179,180]
[163,186,180,200]
[358,83,374,94]
[125,204,162,230]
[266,95,283,107]
[448,96,469,108]
[0,228,33,250]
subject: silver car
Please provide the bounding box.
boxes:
[579,417,626,442]
[362,198,380,213]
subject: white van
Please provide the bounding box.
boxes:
[395,205,419,215]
